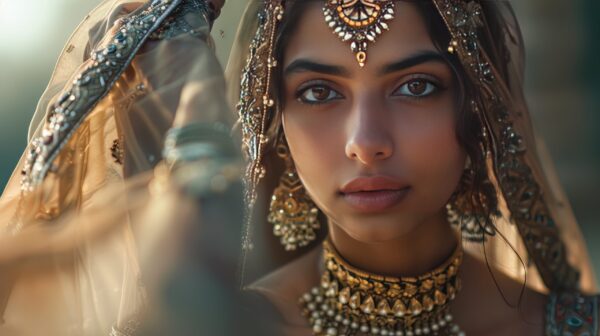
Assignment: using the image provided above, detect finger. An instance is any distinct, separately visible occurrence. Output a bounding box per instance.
[207,0,224,19]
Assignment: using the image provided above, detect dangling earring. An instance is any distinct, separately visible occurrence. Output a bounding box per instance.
[446,155,497,242]
[268,141,320,251]
[448,102,500,242]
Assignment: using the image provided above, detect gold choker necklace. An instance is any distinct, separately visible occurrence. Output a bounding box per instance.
[299,239,465,336]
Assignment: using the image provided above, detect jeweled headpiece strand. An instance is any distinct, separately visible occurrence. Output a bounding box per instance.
[323,0,396,67]
[237,0,285,286]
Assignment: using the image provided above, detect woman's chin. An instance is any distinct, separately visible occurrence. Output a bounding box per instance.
[334,216,421,244]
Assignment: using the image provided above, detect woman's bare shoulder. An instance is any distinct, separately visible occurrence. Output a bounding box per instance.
[457,252,548,335]
[247,245,322,327]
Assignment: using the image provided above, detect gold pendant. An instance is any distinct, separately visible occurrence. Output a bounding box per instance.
[323,0,396,67]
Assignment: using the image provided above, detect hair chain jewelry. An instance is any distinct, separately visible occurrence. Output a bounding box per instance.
[323,0,396,67]
[236,0,284,286]
[300,238,465,336]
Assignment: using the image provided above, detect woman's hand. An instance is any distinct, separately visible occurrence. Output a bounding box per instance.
[207,0,225,21]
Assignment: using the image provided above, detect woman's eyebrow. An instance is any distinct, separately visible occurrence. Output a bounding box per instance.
[284,59,350,78]
[283,51,446,78]
[378,51,447,75]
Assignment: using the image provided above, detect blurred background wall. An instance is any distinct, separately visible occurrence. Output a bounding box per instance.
[0,0,598,282]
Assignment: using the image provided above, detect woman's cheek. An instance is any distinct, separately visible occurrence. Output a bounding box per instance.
[403,115,465,204]
[283,107,346,209]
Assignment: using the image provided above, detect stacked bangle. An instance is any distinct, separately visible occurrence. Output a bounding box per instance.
[163,122,236,166]
[162,122,241,197]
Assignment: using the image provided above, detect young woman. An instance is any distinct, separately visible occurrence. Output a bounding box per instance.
[0,0,597,335]
[229,0,599,335]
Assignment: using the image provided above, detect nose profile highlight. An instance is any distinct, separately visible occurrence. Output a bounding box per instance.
[344,106,393,165]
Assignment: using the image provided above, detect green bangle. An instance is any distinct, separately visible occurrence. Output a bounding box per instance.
[163,122,236,166]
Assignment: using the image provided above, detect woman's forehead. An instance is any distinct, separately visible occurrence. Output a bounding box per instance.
[283,1,439,74]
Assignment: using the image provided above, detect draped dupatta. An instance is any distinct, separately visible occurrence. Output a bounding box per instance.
[0,0,231,334]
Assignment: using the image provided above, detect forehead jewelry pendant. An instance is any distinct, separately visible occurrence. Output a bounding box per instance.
[323,0,395,67]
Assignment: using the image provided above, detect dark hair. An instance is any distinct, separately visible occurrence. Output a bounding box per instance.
[268,0,499,222]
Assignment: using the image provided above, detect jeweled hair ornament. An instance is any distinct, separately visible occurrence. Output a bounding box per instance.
[323,0,396,67]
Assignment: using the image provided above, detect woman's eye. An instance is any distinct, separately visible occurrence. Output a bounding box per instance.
[394,79,438,98]
[298,85,343,104]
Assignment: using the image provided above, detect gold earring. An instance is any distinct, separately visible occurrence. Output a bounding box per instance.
[268,142,320,251]
[446,157,497,242]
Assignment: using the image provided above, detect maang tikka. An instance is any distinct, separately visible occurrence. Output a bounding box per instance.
[323,0,396,67]
[269,140,321,251]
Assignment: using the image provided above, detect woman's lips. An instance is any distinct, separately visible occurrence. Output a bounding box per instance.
[340,176,410,213]
[341,189,410,212]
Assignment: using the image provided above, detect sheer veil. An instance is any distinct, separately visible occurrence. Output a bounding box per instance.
[0,0,233,334]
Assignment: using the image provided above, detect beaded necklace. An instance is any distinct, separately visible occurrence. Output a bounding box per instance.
[299,238,465,336]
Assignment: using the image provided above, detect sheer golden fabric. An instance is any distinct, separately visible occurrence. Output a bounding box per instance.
[0,0,596,335]
[0,0,232,334]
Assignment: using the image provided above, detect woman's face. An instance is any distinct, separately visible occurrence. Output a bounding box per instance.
[281,2,466,242]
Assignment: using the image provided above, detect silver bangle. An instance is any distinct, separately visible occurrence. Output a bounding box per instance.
[161,122,241,197]
[163,122,236,167]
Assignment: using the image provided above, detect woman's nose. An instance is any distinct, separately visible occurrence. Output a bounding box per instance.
[344,100,393,166]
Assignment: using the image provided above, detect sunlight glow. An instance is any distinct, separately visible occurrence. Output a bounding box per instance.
[0,0,57,53]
